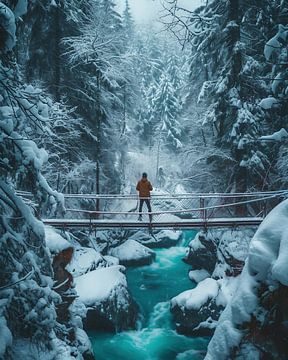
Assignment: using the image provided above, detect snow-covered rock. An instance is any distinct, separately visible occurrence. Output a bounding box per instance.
[45,226,71,254]
[172,278,219,311]
[66,247,108,277]
[74,265,138,331]
[184,232,217,273]
[129,229,182,248]
[171,276,240,336]
[108,239,156,266]
[171,228,255,336]
[205,199,288,359]
[171,278,223,336]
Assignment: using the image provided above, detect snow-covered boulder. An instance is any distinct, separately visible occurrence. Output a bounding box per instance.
[183,232,217,273]
[66,247,118,277]
[74,265,138,331]
[171,228,255,336]
[205,199,288,360]
[171,276,240,336]
[129,229,182,248]
[184,229,254,276]
[108,239,155,266]
[45,226,71,254]
[171,278,222,336]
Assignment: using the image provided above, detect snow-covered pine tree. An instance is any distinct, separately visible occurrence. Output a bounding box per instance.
[0,2,90,357]
[62,0,135,194]
[150,70,183,149]
[164,0,279,192]
[122,0,134,41]
[260,6,288,188]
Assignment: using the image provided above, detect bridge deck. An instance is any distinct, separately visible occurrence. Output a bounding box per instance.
[43,217,263,229]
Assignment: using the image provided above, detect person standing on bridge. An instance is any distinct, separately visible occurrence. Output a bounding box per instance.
[136,172,153,222]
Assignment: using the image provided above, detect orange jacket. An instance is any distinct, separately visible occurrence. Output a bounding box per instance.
[136,178,153,198]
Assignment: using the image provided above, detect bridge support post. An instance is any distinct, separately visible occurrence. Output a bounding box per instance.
[200,197,207,222]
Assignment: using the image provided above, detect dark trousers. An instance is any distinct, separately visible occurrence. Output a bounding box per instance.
[139,199,152,221]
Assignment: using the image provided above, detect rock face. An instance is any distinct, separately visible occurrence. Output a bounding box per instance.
[74,265,138,332]
[108,239,156,266]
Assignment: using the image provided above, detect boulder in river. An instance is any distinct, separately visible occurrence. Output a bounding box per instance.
[129,229,182,248]
[108,239,156,266]
[74,265,138,332]
[171,278,223,336]
[171,276,240,336]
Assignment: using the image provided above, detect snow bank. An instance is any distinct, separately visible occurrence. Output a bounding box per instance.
[74,265,127,306]
[44,226,71,253]
[205,198,288,359]
[249,198,288,286]
[171,278,219,311]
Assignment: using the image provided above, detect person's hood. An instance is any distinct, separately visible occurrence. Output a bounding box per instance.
[141,178,148,182]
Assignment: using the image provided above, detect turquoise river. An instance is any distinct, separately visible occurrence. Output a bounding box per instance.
[88,230,210,360]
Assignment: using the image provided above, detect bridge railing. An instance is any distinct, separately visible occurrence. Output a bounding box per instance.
[57,190,286,223]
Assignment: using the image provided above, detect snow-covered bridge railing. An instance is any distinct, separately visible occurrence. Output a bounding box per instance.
[37,190,287,229]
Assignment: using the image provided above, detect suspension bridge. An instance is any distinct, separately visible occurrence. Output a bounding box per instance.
[21,189,287,230]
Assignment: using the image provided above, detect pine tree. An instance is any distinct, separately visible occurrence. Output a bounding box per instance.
[122,0,134,41]
[151,71,183,149]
